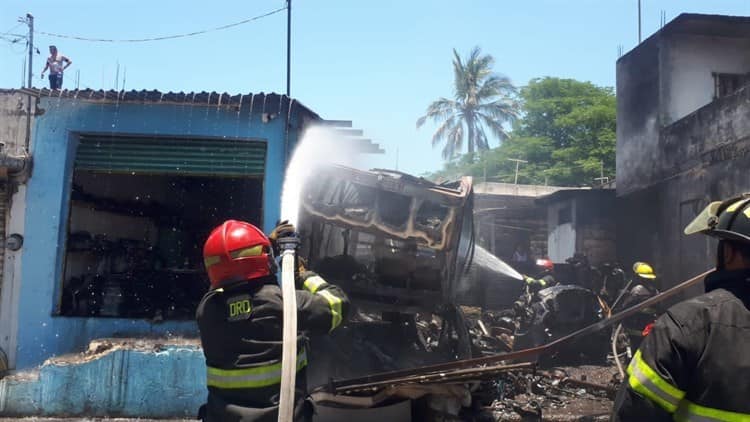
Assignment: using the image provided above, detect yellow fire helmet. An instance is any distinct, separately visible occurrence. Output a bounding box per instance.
[684,194,750,243]
[633,262,656,279]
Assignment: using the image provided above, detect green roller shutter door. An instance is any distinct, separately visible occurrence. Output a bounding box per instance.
[75,135,266,176]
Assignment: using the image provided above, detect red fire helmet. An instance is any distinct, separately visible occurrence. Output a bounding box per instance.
[535,258,554,272]
[203,220,273,288]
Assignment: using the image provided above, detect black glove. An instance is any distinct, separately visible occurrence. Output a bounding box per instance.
[268,220,296,254]
[269,220,296,242]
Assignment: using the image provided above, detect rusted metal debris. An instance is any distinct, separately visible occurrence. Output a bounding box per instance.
[335,362,534,394]
[314,363,618,421]
[308,269,711,420]
[325,268,712,392]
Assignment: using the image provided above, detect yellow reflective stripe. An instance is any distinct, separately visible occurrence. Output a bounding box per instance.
[317,290,343,332]
[675,400,750,422]
[207,351,307,389]
[230,245,265,259]
[627,350,685,413]
[204,255,221,268]
[725,199,750,213]
[303,275,328,293]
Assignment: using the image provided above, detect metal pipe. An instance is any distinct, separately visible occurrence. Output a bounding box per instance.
[26,14,33,90]
[612,323,625,379]
[330,268,713,391]
[25,14,34,151]
[610,278,634,312]
[638,0,642,42]
[278,246,298,422]
[286,0,291,97]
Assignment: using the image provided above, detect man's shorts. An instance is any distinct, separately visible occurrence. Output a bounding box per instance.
[49,73,63,90]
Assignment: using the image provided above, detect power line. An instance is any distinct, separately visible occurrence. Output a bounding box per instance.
[0,35,27,55]
[0,30,26,43]
[1,22,24,36]
[35,6,286,43]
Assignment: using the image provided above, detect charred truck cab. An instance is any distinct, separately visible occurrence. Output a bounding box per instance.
[296,164,475,364]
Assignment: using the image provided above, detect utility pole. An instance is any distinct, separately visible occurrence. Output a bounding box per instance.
[507,158,528,185]
[638,0,642,43]
[286,0,292,97]
[23,13,34,150]
[115,62,120,91]
[25,13,33,89]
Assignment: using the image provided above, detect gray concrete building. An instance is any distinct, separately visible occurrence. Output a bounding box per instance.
[466,182,573,309]
[616,14,750,293]
[537,188,616,267]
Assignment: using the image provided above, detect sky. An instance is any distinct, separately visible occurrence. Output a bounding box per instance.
[2,1,750,176]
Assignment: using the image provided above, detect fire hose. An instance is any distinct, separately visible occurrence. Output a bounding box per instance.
[323,268,713,394]
[277,236,300,422]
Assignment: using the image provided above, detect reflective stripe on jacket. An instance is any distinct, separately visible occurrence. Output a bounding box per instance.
[611,269,750,421]
[196,273,349,421]
[207,350,308,389]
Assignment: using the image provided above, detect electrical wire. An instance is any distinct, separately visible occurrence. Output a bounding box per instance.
[0,34,25,43]
[1,22,24,36]
[35,6,286,43]
[0,36,27,55]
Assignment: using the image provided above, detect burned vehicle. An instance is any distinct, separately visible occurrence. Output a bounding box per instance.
[296,164,476,363]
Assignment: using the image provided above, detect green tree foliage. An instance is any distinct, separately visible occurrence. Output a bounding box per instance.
[417,47,520,160]
[428,77,616,186]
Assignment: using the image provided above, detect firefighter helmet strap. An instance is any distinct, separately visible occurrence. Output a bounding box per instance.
[717,240,726,271]
[267,248,279,274]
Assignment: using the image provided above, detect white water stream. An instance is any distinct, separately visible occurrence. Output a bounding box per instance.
[280,125,360,225]
[472,245,524,281]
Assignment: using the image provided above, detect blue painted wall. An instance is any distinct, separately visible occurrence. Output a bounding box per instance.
[16,96,305,369]
[1,345,205,417]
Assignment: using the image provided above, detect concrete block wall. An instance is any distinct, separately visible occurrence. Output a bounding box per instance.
[0,341,205,417]
[617,86,750,292]
[11,94,306,369]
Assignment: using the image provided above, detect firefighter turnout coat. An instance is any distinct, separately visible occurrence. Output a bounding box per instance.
[196,272,349,421]
[611,269,750,421]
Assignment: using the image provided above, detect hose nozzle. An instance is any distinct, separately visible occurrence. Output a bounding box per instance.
[277,234,300,252]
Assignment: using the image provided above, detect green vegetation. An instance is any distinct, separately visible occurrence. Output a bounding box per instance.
[424,75,616,187]
[417,46,520,160]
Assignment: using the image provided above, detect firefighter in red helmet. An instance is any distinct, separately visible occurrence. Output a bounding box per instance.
[196,220,349,422]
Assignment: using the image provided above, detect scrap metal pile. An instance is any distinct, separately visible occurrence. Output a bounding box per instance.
[295,164,710,420]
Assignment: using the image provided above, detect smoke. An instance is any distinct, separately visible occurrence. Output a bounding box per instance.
[280,125,361,226]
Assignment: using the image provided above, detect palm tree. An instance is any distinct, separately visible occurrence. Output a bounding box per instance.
[417,47,519,160]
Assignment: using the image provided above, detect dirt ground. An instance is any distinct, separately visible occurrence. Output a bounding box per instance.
[487,364,619,421]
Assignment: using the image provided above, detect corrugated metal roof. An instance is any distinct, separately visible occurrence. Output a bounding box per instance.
[1,87,385,155]
[5,87,320,119]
